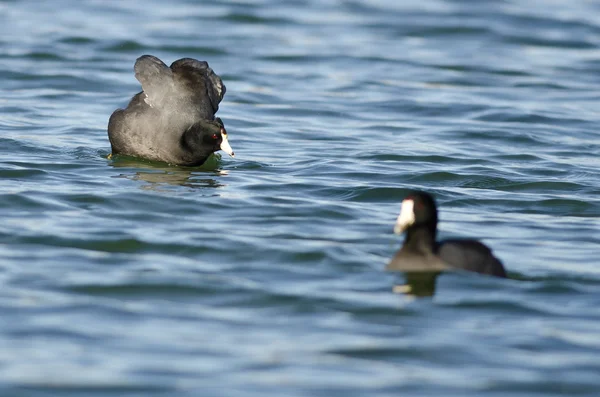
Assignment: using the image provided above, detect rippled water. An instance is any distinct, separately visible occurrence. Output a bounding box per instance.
[1,0,600,395]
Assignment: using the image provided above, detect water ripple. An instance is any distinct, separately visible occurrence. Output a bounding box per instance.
[1,0,600,395]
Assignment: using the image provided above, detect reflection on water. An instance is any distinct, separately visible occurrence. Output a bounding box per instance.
[4,0,600,393]
[393,272,440,297]
[108,153,226,190]
[130,171,225,191]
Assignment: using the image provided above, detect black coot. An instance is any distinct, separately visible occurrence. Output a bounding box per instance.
[108,55,234,166]
[387,191,507,278]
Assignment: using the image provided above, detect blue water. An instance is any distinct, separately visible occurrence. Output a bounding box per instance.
[1,0,600,395]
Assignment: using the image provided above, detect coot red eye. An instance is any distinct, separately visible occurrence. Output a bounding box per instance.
[212,133,218,140]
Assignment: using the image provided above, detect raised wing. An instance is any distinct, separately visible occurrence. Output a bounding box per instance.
[134,55,174,108]
[170,58,226,119]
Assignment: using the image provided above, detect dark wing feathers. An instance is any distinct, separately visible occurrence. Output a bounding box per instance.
[134,55,173,108]
[170,58,226,117]
[437,239,507,277]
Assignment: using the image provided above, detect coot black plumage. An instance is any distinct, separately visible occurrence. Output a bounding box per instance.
[108,55,234,166]
[387,192,507,277]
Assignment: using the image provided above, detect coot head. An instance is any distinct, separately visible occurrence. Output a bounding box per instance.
[394,191,438,235]
[180,117,234,165]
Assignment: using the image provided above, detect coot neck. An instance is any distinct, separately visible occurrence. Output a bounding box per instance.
[404,223,437,254]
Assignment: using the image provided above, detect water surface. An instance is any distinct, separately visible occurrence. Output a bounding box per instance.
[1,0,600,395]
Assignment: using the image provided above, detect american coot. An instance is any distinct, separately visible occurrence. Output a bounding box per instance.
[108,55,234,166]
[387,192,507,278]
